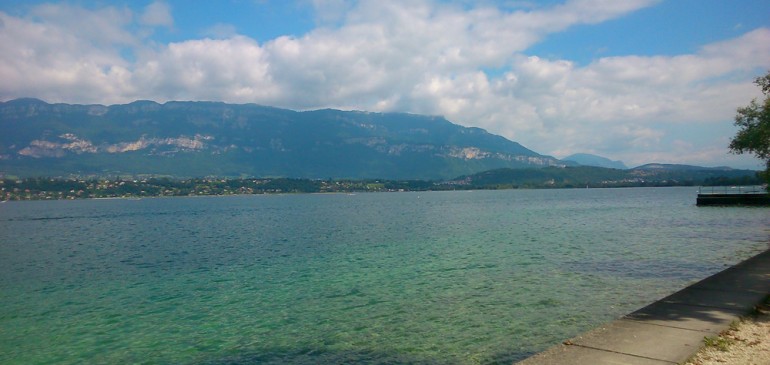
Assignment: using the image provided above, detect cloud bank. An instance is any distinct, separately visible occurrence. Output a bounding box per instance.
[1,0,768,168]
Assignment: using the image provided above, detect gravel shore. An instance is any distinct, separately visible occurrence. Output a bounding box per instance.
[684,301,770,365]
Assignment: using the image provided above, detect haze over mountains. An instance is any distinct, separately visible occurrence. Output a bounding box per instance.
[0,99,759,182]
[563,153,628,170]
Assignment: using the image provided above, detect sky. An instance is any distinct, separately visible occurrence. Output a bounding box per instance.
[1,0,769,169]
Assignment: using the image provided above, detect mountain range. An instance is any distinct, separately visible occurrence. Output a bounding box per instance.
[0,98,758,183]
[563,153,628,169]
[0,98,566,180]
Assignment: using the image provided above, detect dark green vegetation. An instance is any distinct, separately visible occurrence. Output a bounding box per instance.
[452,164,762,189]
[0,98,561,180]
[0,177,435,200]
[3,164,761,200]
[730,71,770,186]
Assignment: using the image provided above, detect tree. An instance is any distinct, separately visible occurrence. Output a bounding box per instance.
[729,71,770,187]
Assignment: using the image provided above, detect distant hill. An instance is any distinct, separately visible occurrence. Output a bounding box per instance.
[451,165,762,189]
[563,153,627,169]
[0,98,564,180]
[632,163,734,171]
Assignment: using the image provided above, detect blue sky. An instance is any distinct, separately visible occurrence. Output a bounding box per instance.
[529,0,770,63]
[1,0,769,168]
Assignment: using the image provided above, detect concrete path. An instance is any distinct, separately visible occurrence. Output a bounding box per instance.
[516,249,770,365]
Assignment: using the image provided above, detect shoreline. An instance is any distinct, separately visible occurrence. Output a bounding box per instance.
[517,248,770,364]
[2,185,699,203]
[4,176,765,202]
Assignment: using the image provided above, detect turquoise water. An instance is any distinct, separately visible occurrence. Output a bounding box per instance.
[1,187,768,364]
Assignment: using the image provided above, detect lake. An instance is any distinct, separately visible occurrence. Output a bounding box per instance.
[1,187,768,364]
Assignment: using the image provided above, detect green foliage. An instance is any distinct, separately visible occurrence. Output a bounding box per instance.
[703,335,733,352]
[453,165,760,189]
[1,163,762,201]
[730,71,770,185]
[0,177,445,200]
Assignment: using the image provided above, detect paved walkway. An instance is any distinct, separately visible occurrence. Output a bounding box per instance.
[516,249,770,365]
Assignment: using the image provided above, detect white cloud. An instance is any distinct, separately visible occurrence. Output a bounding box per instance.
[310,0,358,26]
[133,36,276,103]
[140,1,173,28]
[0,0,768,169]
[29,3,136,46]
[0,4,136,103]
[495,28,770,165]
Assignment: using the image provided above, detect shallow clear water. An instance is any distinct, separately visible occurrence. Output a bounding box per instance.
[1,187,768,364]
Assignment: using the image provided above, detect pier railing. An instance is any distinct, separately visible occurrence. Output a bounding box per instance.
[697,185,767,195]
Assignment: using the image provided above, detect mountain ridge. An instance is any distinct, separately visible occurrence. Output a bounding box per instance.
[563,153,627,169]
[631,163,736,171]
[0,98,564,180]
